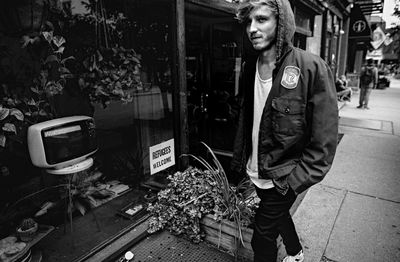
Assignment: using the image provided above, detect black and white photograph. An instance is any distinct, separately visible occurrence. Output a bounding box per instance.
[0,0,399,261]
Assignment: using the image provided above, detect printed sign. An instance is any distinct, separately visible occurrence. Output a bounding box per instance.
[149,139,175,175]
[349,4,371,38]
[352,20,366,33]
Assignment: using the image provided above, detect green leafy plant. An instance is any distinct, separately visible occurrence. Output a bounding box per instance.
[147,166,224,243]
[80,45,142,106]
[0,23,72,153]
[68,1,143,107]
[147,142,258,248]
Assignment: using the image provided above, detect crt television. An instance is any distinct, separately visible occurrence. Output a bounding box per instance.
[28,116,98,169]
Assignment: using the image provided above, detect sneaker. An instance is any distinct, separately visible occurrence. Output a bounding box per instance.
[364,106,370,110]
[282,250,304,262]
[356,105,363,109]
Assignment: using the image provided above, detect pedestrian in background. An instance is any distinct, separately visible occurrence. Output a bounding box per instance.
[358,58,378,109]
[231,0,338,262]
[336,75,352,102]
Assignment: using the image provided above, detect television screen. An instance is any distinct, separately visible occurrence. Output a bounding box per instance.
[42,121,97,165]
[28,116,98,169]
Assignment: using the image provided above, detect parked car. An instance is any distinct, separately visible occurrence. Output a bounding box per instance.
[377,71,390,89]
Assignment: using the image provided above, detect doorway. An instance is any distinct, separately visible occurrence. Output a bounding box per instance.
[185,4,242,177]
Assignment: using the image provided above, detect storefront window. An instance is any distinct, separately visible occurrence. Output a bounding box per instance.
[293,6,314,51]
[324,11,341,76]
[0,0,175,260]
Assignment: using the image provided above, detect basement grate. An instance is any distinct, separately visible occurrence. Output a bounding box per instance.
[122,230,250,262]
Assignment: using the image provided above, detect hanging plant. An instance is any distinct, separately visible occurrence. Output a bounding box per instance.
[68,0,143,107]
[80,45,142,106]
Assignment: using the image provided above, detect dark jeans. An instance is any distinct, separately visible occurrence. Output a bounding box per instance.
[359,87,372,107]
[252,186,302,262]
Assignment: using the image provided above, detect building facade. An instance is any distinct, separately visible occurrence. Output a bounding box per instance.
[0,0,353,260]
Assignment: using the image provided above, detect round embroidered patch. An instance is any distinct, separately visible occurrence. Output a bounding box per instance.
[281,66,300,89]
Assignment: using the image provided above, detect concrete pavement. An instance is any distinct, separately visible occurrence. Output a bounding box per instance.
[285,78,400,262]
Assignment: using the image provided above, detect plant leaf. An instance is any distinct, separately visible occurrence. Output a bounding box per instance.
[60,74,74,79]
[96,51,103,62]
[2,123,16,134]
[61,56,75,63]
[52,36,66,48]
[10,109,24,121]
[74,200,86,216]
[38,109,48,116]
[131,56,141,64]
[30,87,39,94]
[27,98,37,106]
[42,31,53,43]
[0,108,10,121]
[45,55,59,64]
[0,134,5,147]
[55,46,65,54]
[21,35,35,48]
[59,67,71,74]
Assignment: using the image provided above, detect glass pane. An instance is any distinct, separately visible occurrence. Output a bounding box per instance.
[209,25,241,151]
[185,5,242,183]
[0,0,175,261]
[295,8,312,34]
[186,20,241,154]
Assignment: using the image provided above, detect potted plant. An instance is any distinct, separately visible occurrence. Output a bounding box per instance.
[16,218,38,242]
[147,143,259,260]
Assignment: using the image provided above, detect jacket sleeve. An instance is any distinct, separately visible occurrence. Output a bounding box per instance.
[287,60,339,194]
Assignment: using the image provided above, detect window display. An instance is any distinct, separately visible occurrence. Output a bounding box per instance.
[0,0,175,260]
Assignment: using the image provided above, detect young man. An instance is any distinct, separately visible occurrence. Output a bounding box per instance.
[231,1,338,261]
[358,58,378,109]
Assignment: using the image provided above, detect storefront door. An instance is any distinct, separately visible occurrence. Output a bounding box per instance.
[185,5,242,176]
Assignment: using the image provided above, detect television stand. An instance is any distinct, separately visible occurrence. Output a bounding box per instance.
[43,157,100,240]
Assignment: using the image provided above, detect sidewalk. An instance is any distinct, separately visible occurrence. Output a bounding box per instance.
[285,79,400,262]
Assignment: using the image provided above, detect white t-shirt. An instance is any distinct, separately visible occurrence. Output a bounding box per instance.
[246,60,274,189]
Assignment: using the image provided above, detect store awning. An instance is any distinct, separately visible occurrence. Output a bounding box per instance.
[349,3,372,39]
[353,0,384,16]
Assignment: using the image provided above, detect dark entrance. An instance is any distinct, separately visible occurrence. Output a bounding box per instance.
[185,4,242,175]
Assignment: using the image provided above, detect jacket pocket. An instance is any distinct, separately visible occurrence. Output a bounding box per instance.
[271,97,305,138]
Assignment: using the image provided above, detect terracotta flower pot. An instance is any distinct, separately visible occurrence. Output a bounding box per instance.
[16,221,38,242]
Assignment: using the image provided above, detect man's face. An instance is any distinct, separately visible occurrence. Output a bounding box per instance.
[246,5,277,52]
